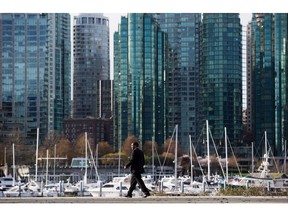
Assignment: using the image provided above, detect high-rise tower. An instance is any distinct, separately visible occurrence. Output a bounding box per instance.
[250,13,275,156]
[73,13,111,119]
[201,13,242,150]
[114,13,168,148]
[274,14,288,156]
[152,13,202,151]
[0,13,71,144]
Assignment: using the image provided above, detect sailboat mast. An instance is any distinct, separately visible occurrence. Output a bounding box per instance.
[4,147,6,167]
[53,144,56,182]
[175,125,178,190]
[96,144,99,170]
[189,135,193,184]
[152,136,155,182]
[262,131,269,178]
[251,142,254,173]
[284,140,287,175]
[35,127,39,181]
[96,144,99,181]
[118,141,121,177]
[265,131,268,158]
[206,120,210,181]
[84,132,88,185]
[12,143,15,186]
[46,149,49,185]
[225,127,228,182]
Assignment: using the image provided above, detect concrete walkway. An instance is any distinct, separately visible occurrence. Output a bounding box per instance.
[0,195,288,203]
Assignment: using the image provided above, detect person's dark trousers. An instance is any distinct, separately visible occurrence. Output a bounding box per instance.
[127,173,150,196]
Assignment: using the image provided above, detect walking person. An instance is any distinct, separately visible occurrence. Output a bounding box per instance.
[124,141,151,198]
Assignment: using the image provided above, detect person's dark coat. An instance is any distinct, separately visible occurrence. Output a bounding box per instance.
[125,147,145,174]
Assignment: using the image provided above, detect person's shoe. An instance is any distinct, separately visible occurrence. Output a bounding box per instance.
[124,194,132,198]
[143,193,150,198]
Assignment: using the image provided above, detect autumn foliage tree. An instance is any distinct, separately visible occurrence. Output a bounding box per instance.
[160,138,183,166]
[73,133,86,157]
[162,138,183,156]
[142,140,159,165]
[100,152,128,166]
[3,128,35,166]
[98,141,113,157]
[98,135,138,167]
[142,140,159,156]
[56,137,73,164]
[121,135,138,156]
[38,130,61,159]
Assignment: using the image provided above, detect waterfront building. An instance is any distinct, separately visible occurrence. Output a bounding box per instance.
[246,22,254,138]
[250,14,275,156]
[0,13,71,144]
[201,14,243,150]
[152,13,202,151]
[114,13,168,149]
[247,13,288,157]
[73,13,111,119]
[274,14,288,156]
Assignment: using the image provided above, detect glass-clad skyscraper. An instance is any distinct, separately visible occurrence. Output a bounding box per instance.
[152,13,202,152]
[250,14,275,156]
[73,14,110,119]
[274,14,288,156]
[248,13,288,157]
[0,13,71,144]
[114,13,168,148]
[201,14,242,150]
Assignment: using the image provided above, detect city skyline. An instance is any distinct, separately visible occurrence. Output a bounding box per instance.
[105,13,252,79]
[0,4,286,215]
[2,13,285,150]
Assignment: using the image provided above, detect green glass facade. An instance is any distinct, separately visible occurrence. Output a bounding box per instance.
[51,14,71,133]
[201,14,242,148]
[274,14,288,156]
[251,14,275,156]
[114,13,168,148]
[248,13,288,157]
[0,13,71,144]
[153,13,202,151]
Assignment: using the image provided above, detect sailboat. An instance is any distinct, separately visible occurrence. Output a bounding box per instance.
[227,131,288,190]
[158,124,212,195]
[200,121,226,186]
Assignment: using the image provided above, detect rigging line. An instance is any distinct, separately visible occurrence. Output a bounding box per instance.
[185,135,190,155]
[153,141,162,168]
[226,134,242,177]
[191,142,205,177]
[255,134,265,157]
[161,125,176,171]
[194,123,206,151]
[266,139,280,173]
[208,127,226,179]
[87,140,100,181]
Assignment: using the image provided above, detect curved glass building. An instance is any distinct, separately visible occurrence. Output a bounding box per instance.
[73,13,110,119]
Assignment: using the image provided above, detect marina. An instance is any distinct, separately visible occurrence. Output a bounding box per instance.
[1,127,288,199]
